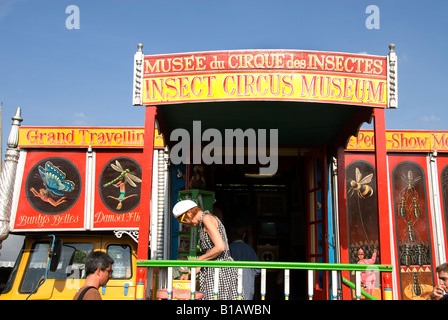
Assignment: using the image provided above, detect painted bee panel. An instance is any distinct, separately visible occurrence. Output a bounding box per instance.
[345,157,380,299]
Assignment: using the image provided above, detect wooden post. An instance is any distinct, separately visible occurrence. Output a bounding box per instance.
[336,144,352,299]
[374,107,393,300]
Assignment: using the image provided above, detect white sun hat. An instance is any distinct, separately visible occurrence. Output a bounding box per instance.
[172,200,198,218]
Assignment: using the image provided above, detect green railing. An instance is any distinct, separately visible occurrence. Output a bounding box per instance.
[342,277,377,300]
[137,260,393,300]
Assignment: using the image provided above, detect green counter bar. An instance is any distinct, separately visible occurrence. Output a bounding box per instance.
[137,260,393,272]
[342,277,377,300]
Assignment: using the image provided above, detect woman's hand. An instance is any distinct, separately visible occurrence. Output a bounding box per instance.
[180,274,190,280]
[187,257,202,275]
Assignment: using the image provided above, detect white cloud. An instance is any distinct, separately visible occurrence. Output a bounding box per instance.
[72,112,89,126]
[419,115,441,123]
[0,0,20,21]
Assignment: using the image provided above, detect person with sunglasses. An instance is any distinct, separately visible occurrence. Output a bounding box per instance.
[173,200,242,300]
[73,251,114,300]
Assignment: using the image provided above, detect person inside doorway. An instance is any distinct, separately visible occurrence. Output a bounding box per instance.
[173,200,242,300]
[356,248,377,296]
[229,220,260,300]
[427,262,448,300]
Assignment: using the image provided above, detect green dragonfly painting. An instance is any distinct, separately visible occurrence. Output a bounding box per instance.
[103,160,142,210]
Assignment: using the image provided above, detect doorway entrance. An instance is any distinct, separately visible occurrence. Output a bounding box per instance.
[212,155,308,299]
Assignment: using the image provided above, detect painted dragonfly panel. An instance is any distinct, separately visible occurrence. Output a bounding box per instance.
[99,157,142,213]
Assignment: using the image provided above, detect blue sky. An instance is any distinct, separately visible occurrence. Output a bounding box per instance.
[0,0,447,151]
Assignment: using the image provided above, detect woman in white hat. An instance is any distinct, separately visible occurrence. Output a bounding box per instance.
[173,200,241,300]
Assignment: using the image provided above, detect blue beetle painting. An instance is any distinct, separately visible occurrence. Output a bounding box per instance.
[38,161,75,196]
[27,157,81,214]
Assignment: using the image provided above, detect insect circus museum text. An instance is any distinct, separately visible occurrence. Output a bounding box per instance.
[141,50,387,105]
[144,52,384,75]
[144,73,386,105]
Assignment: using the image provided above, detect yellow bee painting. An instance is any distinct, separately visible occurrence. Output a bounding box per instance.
[348,167,374,198]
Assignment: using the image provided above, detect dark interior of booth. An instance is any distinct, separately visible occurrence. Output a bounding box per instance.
[212,157,307,299]
[160,100,372,299]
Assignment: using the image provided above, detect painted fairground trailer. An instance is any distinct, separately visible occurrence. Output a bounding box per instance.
[131,44,398,300]
[345,130,448,300]
[0,113,165,299]
[0,43,414,300]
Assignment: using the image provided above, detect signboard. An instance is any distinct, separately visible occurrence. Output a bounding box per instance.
[18,126,164,149]
[92,150,143,230]
[12,127,159,231]
[134,49,392,108]
[347,130,448,152]
[13,150,86,231]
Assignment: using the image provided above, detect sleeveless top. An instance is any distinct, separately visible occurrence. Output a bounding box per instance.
[197,211,242,300]
[198,211,233,261]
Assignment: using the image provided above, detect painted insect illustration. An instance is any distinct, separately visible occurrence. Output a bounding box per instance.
[398,169,424,241]
[411,272,422,297]
[400,243,412,268]
[414,243,429,267]
[401,220,422,243]
[348,167,374,198]
[399,197,407,218]
[401,170,421,196]
[30,161,75,207]
[398,170,422,220]
[103,160,142,188]
[395,166,433,300]
[103,160,142,210]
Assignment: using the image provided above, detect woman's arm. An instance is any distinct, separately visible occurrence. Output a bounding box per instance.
[182,214,226,278]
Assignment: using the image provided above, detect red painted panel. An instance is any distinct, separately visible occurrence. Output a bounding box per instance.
[388,154,436,300]
[92,150,144,230]
[345,152,381,299]
[14,150,86,230]
[436,154,448,261]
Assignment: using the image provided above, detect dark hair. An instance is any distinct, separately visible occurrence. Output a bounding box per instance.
[85,251,114,276]
[436,262,448,274]
[228,219,247,241]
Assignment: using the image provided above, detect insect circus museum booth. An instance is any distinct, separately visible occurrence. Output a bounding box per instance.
[132,43,402,300]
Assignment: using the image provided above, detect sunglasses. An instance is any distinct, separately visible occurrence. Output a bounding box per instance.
[177,211,189,223]
[103,268,113,276]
